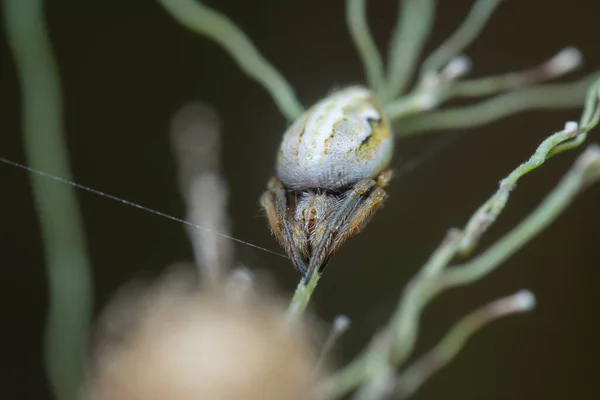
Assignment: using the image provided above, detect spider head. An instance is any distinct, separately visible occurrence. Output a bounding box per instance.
[261,175,389,282]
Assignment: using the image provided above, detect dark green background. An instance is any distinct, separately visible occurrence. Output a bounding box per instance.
[1,0,599,399]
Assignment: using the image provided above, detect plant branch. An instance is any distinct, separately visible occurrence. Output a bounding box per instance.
[169,103,234,284]
[385,53,589,127]
[450,47,582,99]
[459,95,600,254]
[420,0,505,77]
[346,0,386,97]
[393,83,598,364]
[393,73,600,136]
[319,78,600,398]
[394,290,536,399]
[320,143,600,399]
[4,0,93,399]
[315,315,352,375]
[286,271,322,322]
[157,0,304,120]
[386,0,436,100]
[445,144,600,288]
[551,78,600,155]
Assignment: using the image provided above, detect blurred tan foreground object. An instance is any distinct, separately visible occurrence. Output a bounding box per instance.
[86,277,319,400]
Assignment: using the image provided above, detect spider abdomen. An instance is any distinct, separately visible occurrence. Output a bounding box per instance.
[276,86,394,190]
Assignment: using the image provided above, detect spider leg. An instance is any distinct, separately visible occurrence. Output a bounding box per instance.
[304,170,391,283]
[331,186,387,252]
[260,177,308,275]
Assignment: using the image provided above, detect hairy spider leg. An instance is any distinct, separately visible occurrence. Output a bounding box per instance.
[304,170,392,283]
[261,177,309,275]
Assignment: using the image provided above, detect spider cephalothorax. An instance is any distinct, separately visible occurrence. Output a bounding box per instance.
[261,86,394,282]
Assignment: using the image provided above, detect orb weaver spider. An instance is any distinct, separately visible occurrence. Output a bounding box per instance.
[261,86,394,282]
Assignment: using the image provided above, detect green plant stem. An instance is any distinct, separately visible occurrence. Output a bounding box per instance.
[315,315,351,375]
[320,144,600,399]
[459,99,600,253]
[445,145,600,287]
[4,1,93,399]
[551,79,600,155]
[390,84,598,368]
[450,47,581,99]
[388,231,462,364]
[318,231,462,399]
[157,0,304,121]
[394,290,535,399]
[394,73,599,136]
[385,64,589,127]
[389,94,599,366]
[384,48,586,128]
[286,271,321,321]
[386,0,436,100]
[320,78,600,397]
[420,0,504,75]
[346,0,386,97]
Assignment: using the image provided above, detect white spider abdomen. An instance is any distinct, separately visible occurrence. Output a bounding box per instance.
[276,86,393,190]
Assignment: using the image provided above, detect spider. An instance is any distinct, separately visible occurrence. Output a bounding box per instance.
[261,86,394,282]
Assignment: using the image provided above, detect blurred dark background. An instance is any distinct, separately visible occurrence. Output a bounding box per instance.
[1,0,599,399]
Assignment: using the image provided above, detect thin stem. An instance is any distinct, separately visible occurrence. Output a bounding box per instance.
[450,47,582,98]
[318,231,462,400]
[320,144,600,399]
[459,99,600,253]
[157,0,304,121]
[383,88,443,122]
[550,80,600,156]
[286,271,321,321]
[315,315,351,375]
[386,0,436,100]
[4,0,93,399]
[394,73,600,136]
[320,77,600,396]
[169,103,233,284]
[385,52,587,128]
[319,354,370,400]
[420,0,504,76]
[391,85,599,366]
[395,291,536,399]
[446,145,600,287]
[388,230,463,365]
[346,0,386,97]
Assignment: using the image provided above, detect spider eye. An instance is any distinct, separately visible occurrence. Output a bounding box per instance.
[302,207,318,224]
